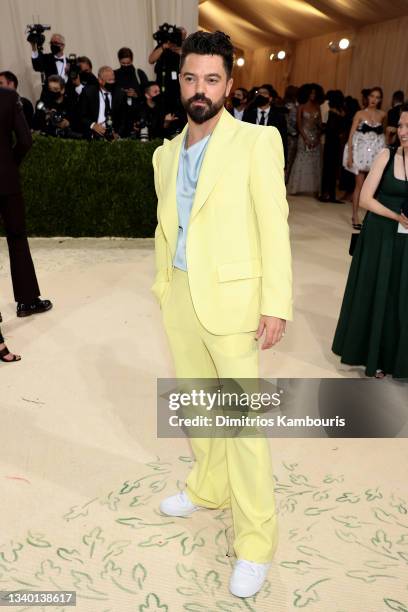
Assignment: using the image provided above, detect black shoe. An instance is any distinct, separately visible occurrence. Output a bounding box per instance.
[17,298,53,318]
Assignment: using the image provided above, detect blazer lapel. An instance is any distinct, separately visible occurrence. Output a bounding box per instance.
[158,124,188,258]
[190,108,239,221]
[158,109,239,256]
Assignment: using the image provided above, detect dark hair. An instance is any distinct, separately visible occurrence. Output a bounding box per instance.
[0,70,18,88]
[297,83,324,105]
[118,47,133,61]
[259,83,278,99]
[399,102,408,116]
[235,87,248,98]
[47,75,65,88]
[393,90,404,103]
[180,31,234,78]
[77,56,93,69]
[144,81,159,94]
[327,89,344,111]
[283,85,298,103]
[344,96,360,117]
[368,86,383,108]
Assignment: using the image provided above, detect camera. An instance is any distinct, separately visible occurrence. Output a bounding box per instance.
[153,23,183,47]
[66,54,79,80]
[104,115,115,142]
[26,23,51,52]
[36,100,67,134]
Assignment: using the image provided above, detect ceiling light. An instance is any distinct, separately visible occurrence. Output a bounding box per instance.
[277,50,286,60]
[269,53,275,60]
[339,38,350,50]
[236,57,245,67]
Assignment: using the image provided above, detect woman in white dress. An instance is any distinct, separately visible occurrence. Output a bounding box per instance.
[344,87,386,228]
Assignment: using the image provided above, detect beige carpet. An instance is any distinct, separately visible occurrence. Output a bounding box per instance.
[0,196,407,612]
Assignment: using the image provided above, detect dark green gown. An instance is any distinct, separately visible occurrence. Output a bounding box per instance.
[332,146,408,378]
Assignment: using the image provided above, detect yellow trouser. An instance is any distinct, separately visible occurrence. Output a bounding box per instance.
[161,268,278,563]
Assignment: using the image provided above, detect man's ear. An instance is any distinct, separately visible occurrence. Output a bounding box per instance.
[226,77,234,98]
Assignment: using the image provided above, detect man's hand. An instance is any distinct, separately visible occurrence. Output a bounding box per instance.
[255,315,286,350]
[92,122,106,136]
[126,87,138,98]
[57,118,70,129]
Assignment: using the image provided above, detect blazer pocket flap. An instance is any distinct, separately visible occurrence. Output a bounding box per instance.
[217,258,262,282]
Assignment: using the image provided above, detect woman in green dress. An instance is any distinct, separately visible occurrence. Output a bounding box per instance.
[332,104,408,378]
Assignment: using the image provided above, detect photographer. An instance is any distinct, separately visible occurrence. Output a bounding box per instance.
[33,75,81,138]
[69,56,98,98]
[133,81,181,140]
[79,66,129,140]
[0,71,34,128]
[114,47,148,102]
[30,32,69,83]
[148,24,187,113]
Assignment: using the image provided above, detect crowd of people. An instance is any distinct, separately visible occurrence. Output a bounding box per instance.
[1,28,407,379]
[0,29,189,142]
[1,31,405,229]
[227,83,406,228]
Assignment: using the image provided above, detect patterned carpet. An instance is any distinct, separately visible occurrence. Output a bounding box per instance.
[2,451,408,612]
[1,199,407,611]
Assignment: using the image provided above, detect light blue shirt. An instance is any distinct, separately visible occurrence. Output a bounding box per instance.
[173,131,211,270]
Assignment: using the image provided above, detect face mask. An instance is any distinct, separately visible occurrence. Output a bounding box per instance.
[104,82,115,92]
[152,93,162,103]
[80,71,89,82]
[120,64,133,71]
[231,96,242,108]
[255,94,269,107]
[51,44,62,55]
[48,90,61,101]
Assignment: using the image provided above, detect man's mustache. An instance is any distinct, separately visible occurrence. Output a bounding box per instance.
[188,94,212,105]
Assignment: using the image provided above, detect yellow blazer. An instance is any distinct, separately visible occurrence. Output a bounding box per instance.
[151,107,293,335]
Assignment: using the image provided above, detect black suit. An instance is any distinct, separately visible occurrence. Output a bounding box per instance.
[243,105,288,161]
[79,85,129,139]
[0,88,40,303]
[114,65,148,97]
[32,52,68,80]
[32,52,77,99]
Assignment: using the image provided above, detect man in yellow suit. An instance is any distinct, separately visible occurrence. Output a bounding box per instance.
[152,31,292,598]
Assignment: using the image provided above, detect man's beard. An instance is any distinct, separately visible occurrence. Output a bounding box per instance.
[181,92,226,124]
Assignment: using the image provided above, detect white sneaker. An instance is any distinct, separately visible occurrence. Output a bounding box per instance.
[159,490,200,517]
[229,559,271,598]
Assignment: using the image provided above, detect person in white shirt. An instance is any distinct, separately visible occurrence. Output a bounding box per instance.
[79,66,129,139]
